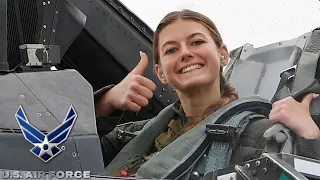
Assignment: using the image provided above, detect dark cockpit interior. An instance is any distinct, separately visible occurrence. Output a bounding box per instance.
[0,0,177,130]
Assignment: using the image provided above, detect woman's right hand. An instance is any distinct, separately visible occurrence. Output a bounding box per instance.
[96,51,156,116]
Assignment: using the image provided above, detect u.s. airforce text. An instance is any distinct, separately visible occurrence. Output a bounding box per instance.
[0,170,91,179]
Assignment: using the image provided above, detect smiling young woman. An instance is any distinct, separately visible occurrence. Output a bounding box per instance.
[95,9,320,179]
[153,11,237,120]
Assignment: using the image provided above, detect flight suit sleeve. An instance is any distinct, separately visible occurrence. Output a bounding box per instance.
[94,84,125,136]
[295,136,320,160]
[93,84,152,166]
[231,118,272,164]
[100,119,150,167]
[232,118,320,163]
[251,118,320,161]
[240,116,320,161]
[93,84,127,166]
[94,84,115,104]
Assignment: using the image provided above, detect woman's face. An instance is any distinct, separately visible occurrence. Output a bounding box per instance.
[154,20,228,93]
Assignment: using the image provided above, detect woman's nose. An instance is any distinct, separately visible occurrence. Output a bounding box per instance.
[180,45,193,61]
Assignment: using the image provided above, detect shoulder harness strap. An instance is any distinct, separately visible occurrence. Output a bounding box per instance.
[136,95,271,180]
[204,111,264,175]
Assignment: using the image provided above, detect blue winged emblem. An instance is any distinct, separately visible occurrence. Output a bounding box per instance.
[15,105,77,162]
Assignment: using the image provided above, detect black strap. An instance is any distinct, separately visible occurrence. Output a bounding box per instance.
[272,29,320,103]
[271,70,295,103]
[272,73,320,103]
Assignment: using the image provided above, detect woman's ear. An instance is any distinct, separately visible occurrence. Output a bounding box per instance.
[219,44,229,67]
[154,64,167,84]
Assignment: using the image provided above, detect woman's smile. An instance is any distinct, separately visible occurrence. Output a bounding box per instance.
[180,64,204,74]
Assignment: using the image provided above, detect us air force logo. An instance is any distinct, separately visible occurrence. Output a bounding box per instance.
[15,105,77,162]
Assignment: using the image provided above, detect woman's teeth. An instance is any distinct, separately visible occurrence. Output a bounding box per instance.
[181,64,203,73]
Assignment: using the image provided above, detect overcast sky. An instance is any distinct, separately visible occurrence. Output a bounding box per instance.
[120,0,320,51]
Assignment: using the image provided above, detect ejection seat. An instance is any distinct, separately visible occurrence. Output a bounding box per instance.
[223,28,320,125]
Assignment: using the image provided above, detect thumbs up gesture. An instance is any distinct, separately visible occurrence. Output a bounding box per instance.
[98,51,156,115]
[269,94,320,139]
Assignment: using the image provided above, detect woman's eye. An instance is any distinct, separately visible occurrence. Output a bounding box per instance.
[165,47,178,55]
[191,40,204,45]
